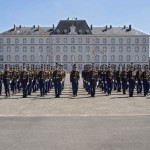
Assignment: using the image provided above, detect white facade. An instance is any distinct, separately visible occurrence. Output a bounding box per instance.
[0,20,149,71]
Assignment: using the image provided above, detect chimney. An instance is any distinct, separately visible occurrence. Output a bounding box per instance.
[19,25,21,29]
[110,25,112,29]
[123,25,126,29]
[90,24,93,30]
[129,24,131,31]
[38,25,40,30]
[33,25,35,28]
[53,24,55,30]
[105,25,107,31]
[14,24,16,31]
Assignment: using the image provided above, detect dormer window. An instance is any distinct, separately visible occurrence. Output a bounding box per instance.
[64,29,67,34]
[57,29,60,34]
[79,29,82,34]
[68,25,77,34]
[86,29,89,33]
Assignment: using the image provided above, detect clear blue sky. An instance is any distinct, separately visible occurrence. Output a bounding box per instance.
[0,0,150,34]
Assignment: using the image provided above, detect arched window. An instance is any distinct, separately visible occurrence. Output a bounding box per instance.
[111,55,115,61]
[39,46,43,52]
[95,46,99,52]
[142,55,146,61]
[56,55,60,61]
[86,55,90,61]
[127,46,131,52]
[23,38,27,44]
[135,38,139,44]
[63,46,68,52]
[31,46,35,52]
[78,55,82,61]
[56,46,60,52]
[142,46,146,53]
[0,46,3,53]
[7,55,11,61]
[15,55,19,61]
[46,46,50,52]
[0,55,3,61]
[63,38,67,43]
[103,38,107,44]
[63,55,68,61]
[119,38,123,44]
[23,46,27,52]
[7,46,11,53]
[71,55,75,61]
[78,38,82,43]
[95,55,99,61]
[135,55,139,61]
[126,55,131,61]
[71,46,75,52]
[127,38,131,44]
[46,55,50,62]
[46,38,50,43]
[142,38,146,44]
[135,47,139,53]
[15,46,19,52]
[39,38,43,43]
[30,55,35,61]
[119,55,123,61]
[111,46,115,53]
[39,55,43,62]
[119,46,123,53]
[86,46,90,53]
[23,55,27,61]
[78,46,82,52]
[103,55,107,62]
[111,38,115,44]
[15,38,19,44]
[103,46,107,53]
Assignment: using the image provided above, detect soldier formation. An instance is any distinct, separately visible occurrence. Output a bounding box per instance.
[82,63,150,97]
[0,63,150,98]
[0,63,66,98]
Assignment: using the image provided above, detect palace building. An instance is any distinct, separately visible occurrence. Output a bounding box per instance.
[0,18,149,71]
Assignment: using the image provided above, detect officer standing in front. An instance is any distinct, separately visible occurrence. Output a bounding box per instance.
[53,65,63,98]
[70,64,80,97]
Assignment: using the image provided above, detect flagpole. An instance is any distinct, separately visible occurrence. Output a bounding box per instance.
[107,48,108,66]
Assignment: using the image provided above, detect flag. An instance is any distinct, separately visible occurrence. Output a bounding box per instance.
[92,50,95,55]
[100,50,104,54]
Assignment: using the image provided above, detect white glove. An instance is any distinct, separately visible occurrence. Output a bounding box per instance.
[96,82,99,86]
[127,82,129,85]
[105,81,107,84]
[141,81,143,84]
[136,81,138,83]
[88,82,90,85]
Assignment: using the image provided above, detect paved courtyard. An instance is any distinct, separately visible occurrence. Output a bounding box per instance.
[0,74,150,150]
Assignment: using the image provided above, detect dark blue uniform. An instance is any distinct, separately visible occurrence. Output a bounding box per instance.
[70,70,80,97]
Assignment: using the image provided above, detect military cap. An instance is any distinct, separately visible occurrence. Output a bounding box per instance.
[73,64,77,68]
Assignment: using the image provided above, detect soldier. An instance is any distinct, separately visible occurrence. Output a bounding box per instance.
[135,65,143,94]
[60,65,66,94]
[127,64,136,97]
[89,65,98,97]
[32,65,38,93]
[3,65,11,97]
[11,66,17,95]
[27,65,33,95]
[20,64,29,98]
[106,66,113,95]
[116,66,121,92]
[53,65,63,98]
[0,70,3,95]
[142,66,149,97]
[121,66,127,94]
[38,65,46,97]
[70,64,80,97]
